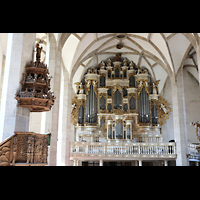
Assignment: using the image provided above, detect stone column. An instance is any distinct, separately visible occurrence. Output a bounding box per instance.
[57,65,73,166]
[0,33,36,142]
[171,72,188,166]
[138,160,142,166]
[64,69,74,166]
[47,34,62,166]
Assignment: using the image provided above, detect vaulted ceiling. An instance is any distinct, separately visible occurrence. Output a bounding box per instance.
[58,33,199,92]
[1,33,197,94]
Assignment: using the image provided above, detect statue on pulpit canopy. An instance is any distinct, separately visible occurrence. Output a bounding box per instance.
[36,43,43,62]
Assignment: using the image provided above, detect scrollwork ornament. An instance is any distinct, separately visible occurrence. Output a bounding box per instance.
[136,79,150,97]
[157,96,171,125]
[71,96,78,126]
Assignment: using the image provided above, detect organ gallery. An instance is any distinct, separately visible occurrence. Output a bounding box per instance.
[71,54,171,144]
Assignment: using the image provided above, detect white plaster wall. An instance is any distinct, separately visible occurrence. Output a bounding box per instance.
[161,68,200,144]
[161,78,174,142]
[183,68,200,143]
[29,112,42,133]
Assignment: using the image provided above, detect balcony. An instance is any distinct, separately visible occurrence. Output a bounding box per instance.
[70,141,177,160]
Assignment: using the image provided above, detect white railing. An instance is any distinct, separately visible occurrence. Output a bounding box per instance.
[70,141,176,159]
[188,143,200,160]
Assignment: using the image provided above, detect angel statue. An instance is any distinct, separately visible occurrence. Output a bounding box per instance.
[152,80,160,94]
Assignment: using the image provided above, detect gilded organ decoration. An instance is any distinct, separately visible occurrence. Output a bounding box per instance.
[157,96,171,125]
[191,121,200,152]
[71,54,171,143]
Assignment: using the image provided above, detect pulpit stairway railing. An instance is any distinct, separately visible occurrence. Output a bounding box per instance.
[0,132,49,166]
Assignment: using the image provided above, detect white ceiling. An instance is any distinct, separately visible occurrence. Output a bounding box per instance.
[60,33,199,92]
[0,33,198,93]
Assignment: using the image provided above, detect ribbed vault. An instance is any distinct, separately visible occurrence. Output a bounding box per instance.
[50,33,199,93]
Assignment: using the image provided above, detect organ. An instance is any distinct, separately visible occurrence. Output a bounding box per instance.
[71,54,171,143]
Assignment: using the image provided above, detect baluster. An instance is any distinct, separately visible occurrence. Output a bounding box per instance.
[156,145,158,154]
[166,146,168,154]
[153,146,155,154]
[169,146,172,154]
[148,146,151,154]
[129,146,132,154]
[98,145,100,154]
[170,145,173,154]
[111,146,115,154]
[94,145,96,154]
[90,145,92,154]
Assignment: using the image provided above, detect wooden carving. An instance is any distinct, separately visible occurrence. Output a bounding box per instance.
[0,132,49,166]
[15,43,55,112]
